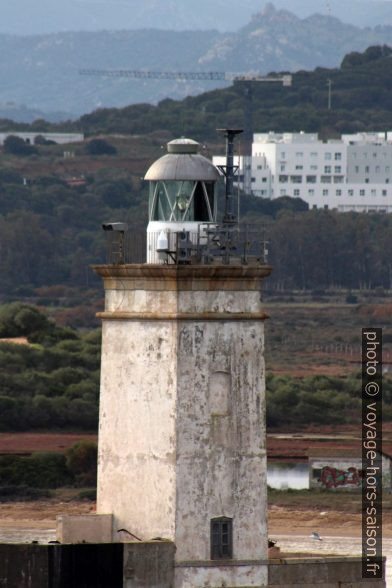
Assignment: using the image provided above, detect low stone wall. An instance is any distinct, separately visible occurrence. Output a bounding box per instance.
[0,543,123,588]
[268,556,386,587]
[123,541,175,587]
[0,544,386,588]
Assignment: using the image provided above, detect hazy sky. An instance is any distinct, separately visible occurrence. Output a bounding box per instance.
[2,0,392,36]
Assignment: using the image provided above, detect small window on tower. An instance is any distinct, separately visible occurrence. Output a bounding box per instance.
[211,517,233,560]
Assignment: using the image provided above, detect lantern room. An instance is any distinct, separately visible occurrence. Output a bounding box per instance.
[144,137,221,262]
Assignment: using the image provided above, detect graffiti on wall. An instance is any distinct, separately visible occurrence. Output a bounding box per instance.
[319,466,363,489]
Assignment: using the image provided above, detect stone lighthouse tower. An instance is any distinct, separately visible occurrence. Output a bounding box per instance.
[94,134,271,587]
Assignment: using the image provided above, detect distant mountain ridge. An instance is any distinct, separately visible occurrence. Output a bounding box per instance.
[4,0,392,34]
[3,4,392,120]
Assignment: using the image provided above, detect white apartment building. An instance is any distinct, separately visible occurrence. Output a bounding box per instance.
[213,131,392,213]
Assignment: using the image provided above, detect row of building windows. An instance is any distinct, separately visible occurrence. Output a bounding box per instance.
[352,151,392,159]
[281,151,342,160]
[353,165,390,173]
[280,165,343,173]
[281,189,388,197]
[281,150,392,160]
[278,175,344,184]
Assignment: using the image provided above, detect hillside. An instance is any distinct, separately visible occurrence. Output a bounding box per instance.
[44,45,392,140]
[5,5,392,118]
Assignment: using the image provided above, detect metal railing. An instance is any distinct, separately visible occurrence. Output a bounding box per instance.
[103,223,268,266]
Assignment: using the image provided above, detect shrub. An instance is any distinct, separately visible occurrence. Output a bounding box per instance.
[0,485,52,501]
[3,135,38,156]
[0,302,51,337]
[0,452,72,488]
[85,139,117,156]
[77,489,96,501]
[346,292,358,304]
[66,441,98,487]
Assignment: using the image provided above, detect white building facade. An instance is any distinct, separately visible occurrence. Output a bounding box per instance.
[213,131,392,212]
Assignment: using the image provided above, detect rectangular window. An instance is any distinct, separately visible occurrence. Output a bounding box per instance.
[310,152,317,157]
[262,177,267,182]
[355,166,359,173]
[373,152,377,158]
[308,189,314,196]
[280,189,286,196]
[323,189,329,196]
[296,152,303,157]
[279,175,288,183]
[360,189,365,196]
[281,152,286,159]
[310,165,318,171]
[336,189,342,196]
[293,189,300,196]
[334,176,344,183]
[295,165,303,170]
[382,190,387,196]
[290,175,302,183]
[313,468,322,479]
[371,189,376,196]
[325,152,332,160]
[321,176,331,183]
[306,175,317,183]
[334,152,342,160]
[211,518,233,560]
[365,166,370,173]
[348,189,354,196]
[257,165,263,170]
[334,166,341,173]
[280,165,286,172]
[324,166,331,173]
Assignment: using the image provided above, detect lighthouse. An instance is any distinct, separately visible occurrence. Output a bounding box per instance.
[93,133,271,587]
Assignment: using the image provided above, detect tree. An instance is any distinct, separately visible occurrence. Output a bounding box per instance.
[3,135,38,156]
[85,139,117,155]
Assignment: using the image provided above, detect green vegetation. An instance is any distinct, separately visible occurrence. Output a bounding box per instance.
[66,440,97,486]
[267,373,392,427]
[0,48,392,299]
[0,486,52,501]
[3,135,38,156]
[0,302,390,432]
[1,159,392,295]
[0,155,147,303]
[0,441,97,490]
[85,138,117,156]
[0,452,72,488]
[0,303,100,430]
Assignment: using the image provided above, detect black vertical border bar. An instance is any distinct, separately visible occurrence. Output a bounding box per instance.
[362,327,383,579]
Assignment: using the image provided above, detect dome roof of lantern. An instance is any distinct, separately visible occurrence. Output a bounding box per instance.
[144,138,221,182]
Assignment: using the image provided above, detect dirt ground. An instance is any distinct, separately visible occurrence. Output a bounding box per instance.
[0,499,390,538]
[269,505,392,538]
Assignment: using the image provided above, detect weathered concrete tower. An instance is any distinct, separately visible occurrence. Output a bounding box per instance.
[94,135,271,588]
